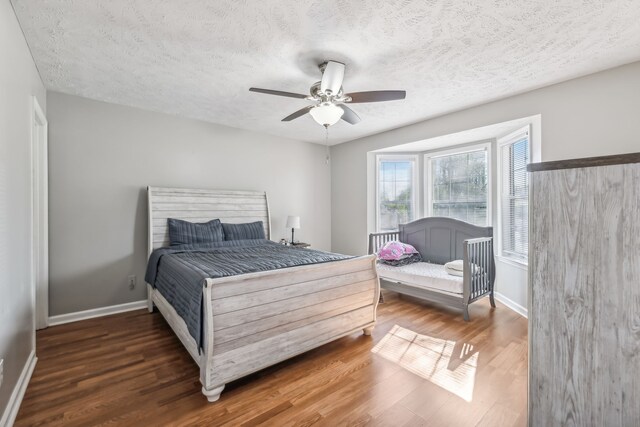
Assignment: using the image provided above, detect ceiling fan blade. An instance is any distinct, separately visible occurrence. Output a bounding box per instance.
[320,61,345,95]
[249,87,308,99]
[282,106,314,122]
[346,90,406,103]
[338,105,361,125]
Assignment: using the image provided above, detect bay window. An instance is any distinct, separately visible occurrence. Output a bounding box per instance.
[376,155,418,231]
[425,144,491,227]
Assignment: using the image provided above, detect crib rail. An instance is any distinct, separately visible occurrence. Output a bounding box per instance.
[368,231,400,255]
[463,237,495,303]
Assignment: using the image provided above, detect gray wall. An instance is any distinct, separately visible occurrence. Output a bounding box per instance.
[47,92,331,316]
[331,61,640,312]
[0,0,46,421]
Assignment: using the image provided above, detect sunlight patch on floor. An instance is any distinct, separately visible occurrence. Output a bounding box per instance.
[371,325,478,402]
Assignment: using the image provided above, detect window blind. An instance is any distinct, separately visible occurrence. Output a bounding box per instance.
[500,134,529,261]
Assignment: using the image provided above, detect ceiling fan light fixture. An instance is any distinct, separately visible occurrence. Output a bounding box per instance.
[250,59,406,127]
[309,103,344,127]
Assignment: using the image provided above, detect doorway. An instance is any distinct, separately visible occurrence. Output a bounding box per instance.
[31,96,48,330]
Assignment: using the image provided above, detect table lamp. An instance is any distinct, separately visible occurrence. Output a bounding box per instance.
[286,215,300,244]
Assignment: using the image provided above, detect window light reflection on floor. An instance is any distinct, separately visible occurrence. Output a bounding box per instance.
[371,325,478,402]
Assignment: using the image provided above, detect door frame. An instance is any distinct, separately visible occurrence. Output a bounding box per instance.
[31,96,49,331]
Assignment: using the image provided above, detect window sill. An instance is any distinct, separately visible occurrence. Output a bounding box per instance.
[495,255,528,270]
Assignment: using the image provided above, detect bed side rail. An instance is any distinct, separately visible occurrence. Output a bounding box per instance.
[368,231,400,255]
[463,237,495,303]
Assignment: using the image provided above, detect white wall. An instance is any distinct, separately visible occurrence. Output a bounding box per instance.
[47,92,331,316]
[0,0,46,423]
[331,61,640,313]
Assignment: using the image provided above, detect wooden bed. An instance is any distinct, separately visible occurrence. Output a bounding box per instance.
[146,186,379,402]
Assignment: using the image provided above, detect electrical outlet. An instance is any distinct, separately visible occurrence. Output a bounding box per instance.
[0,359,4,389]
[128,275,137,290]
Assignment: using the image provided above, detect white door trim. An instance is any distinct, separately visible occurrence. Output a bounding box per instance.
[31,96,49,331]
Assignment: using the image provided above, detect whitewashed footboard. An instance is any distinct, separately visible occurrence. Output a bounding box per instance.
[199,254,379,401]
[148,254,379,402]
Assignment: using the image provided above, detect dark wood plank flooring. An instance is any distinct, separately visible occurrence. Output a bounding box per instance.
[16,292,527,426]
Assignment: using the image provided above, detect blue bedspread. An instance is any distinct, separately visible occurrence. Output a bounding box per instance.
[145,239,350,350]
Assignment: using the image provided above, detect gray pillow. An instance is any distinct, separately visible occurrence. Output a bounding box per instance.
[167,218,224,246]
[222,221,266,241]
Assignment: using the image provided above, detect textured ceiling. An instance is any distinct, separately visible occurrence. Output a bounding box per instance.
[12,0,640,145]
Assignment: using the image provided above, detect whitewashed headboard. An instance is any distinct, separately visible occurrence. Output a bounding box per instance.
[147,186,271,255]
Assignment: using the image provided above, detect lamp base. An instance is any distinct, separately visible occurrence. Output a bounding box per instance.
[291,228,295,244]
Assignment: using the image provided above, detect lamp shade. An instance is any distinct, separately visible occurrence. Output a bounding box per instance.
[309,104,344,127]
[286,215,300,229]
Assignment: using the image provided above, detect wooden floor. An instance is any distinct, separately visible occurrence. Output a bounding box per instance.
[16,292,527,426]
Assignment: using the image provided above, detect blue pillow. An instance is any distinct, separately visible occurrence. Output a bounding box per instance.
[167,218,224,246]
[222,221,266,241]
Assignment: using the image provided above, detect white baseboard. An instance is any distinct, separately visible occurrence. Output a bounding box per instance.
[495,292,528,318]
[0,350,37,427]
[48,300,147,326]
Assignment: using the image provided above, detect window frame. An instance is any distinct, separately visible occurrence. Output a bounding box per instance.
[424,142,493,227]
[497,125,531,267]
[375,154,419,232]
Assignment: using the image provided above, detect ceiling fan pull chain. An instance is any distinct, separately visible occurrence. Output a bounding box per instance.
[324,125,330,165]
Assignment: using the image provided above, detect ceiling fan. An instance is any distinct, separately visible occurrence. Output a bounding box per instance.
[249,60,406,127]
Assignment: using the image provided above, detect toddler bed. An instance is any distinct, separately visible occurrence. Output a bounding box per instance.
[369,217,495,320]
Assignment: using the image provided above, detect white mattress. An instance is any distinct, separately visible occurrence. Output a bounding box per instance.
[376,262,464,296]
